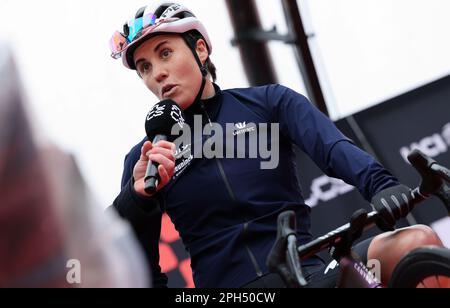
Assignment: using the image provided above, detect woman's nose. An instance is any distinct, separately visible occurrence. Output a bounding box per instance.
[153,64,168,83]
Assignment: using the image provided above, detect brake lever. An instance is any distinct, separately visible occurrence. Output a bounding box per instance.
[286,234,308,287]
[430,163,450,182]
[407,149,443,196]
[267,211,307,287]
[408,149,450,213]
[433,183,450,215]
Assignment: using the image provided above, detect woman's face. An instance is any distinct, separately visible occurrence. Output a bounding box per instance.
[133,34,209,110]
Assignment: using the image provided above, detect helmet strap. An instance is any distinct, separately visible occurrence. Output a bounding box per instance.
[182,34,209,104]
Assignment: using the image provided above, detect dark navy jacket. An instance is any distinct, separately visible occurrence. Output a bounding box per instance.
[112,84,399,288]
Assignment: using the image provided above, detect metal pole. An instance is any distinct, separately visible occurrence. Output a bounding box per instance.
[225,0,278,86]
[281,0,329,116]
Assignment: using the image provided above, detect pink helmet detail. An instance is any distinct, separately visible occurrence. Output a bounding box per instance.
[115,3,212,70]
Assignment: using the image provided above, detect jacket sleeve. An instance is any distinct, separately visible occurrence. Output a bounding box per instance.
[111,148,168,288]
[266,84,399,201]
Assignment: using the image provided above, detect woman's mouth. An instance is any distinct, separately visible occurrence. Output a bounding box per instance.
[162,85,178,98]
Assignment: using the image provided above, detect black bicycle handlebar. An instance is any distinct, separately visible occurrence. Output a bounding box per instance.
[296,187,426,260]
[408,149,450,213]
[267,149,449,287]
[408,149,450,182]
[267,211,307,287]
[431,164,450,182]
[408,149,445,196]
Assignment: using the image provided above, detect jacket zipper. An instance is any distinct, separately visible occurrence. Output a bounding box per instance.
[200,102,263,278]
[244,222,264,277]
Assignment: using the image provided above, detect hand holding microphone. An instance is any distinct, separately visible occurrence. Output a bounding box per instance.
[132,140,176,198]
[132,100,186,197]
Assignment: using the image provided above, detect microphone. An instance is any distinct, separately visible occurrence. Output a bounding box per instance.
[144,99,186,195]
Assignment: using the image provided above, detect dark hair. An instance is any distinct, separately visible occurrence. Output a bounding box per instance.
[184,31,217,82]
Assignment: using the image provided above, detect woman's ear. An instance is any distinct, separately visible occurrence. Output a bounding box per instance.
[195,39,209,65]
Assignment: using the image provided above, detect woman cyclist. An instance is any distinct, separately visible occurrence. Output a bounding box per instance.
[110,2,444,288]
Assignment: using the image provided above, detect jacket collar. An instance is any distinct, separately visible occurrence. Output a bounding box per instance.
[184,83,222,121]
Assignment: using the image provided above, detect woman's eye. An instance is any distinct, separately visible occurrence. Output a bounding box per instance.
[161,49,172,59]
[140,63,151,74]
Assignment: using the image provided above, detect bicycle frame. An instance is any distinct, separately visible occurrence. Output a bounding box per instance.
[337,255,381,288]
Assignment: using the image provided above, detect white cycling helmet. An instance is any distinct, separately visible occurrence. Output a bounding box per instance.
[110,2,212,70]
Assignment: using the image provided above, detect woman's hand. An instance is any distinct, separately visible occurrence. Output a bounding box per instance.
[133,141,176,198]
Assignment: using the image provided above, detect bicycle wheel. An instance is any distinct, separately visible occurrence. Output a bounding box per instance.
[389,246,450,288]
